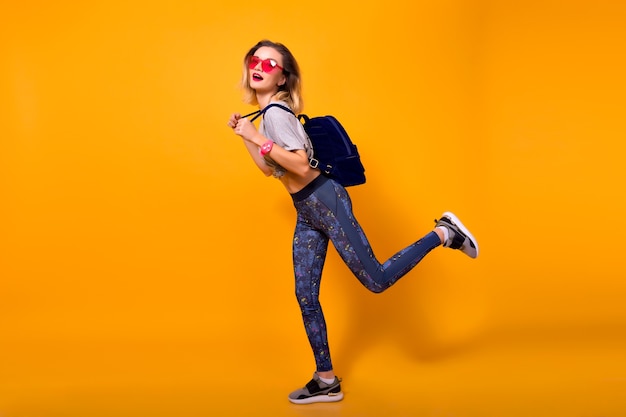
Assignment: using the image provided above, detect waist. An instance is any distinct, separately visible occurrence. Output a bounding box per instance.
[290,174,330,202]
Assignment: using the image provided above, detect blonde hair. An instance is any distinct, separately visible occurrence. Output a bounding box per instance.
[240,40,304,114]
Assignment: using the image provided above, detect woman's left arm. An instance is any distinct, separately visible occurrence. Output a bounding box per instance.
[263,146,311,177]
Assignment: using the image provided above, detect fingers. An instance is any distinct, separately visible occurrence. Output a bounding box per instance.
[227,113,256,141]
[233,118,249,136]
[227,113,241,129]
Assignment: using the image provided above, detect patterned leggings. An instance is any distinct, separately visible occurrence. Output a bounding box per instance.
[291,175,441,372]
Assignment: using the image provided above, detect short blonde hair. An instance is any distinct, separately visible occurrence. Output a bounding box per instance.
[240,40,304,114]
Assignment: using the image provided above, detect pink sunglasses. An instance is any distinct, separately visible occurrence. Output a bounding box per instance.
[248,55,284,73]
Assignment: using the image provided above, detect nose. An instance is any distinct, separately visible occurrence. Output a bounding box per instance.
[252,61,264,72]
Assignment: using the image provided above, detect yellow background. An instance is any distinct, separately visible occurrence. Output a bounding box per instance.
[2,0,625,416]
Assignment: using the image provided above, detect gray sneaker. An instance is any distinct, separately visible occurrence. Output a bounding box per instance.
[435,211,479,258]
[288,372,344,404]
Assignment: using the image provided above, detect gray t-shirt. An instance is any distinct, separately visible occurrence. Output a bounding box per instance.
[259,101,313,178]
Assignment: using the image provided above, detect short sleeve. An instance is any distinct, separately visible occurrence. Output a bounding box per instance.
[260,104,313,159]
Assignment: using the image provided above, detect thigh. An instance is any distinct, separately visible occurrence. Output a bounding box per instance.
[314,182,378,272]
[293,218,329,302]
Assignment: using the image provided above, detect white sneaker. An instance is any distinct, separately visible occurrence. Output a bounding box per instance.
[288,372,344,404]
[435,212,479,258]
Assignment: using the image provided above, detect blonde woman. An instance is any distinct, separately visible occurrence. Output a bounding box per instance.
[227,39,479,404]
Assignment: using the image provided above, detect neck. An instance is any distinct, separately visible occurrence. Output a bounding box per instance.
[256,91,278,109]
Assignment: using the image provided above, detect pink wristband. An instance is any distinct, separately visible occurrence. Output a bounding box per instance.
[259,140,274,156]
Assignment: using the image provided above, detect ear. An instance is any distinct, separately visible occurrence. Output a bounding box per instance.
[277,74,287,87]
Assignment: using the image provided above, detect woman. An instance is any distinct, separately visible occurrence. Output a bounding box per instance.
[227,40,479,405]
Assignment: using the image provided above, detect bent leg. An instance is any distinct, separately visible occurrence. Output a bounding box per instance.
[315,181,441,293]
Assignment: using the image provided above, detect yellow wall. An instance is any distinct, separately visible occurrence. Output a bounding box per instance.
[2,0,625,416]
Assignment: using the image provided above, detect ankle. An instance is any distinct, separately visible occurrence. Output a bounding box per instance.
[435,226,448,245]
[317,371,335,381]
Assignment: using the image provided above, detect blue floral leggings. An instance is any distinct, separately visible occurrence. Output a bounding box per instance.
[291,175,441,372]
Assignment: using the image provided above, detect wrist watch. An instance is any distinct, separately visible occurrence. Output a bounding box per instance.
[260,140,274,156]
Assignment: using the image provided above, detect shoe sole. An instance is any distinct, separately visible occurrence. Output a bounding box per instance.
[288,392,344,405]
[442,211,479,258]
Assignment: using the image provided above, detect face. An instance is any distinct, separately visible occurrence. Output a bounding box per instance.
[248,46,286,93]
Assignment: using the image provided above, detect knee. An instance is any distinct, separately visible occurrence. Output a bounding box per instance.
[354,270,387,294]
[358,276,385,293]
[367,285,385,294]
[295,293,321,315]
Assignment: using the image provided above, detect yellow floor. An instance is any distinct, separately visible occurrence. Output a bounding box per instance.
[2,328,625,417]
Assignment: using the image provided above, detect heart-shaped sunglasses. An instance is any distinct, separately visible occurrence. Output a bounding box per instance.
[248,56,284,73]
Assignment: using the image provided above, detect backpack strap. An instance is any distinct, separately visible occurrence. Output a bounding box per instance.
[242,103,295,122]
[264,102,294,115]
[241,109,261,121]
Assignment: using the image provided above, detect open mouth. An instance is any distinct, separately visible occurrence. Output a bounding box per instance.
[252,73,264,82]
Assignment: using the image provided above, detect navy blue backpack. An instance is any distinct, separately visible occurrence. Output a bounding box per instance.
[246,103,366,187]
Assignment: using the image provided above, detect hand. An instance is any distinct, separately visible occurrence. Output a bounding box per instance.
[232,116,259,143]
[227,113,241,130]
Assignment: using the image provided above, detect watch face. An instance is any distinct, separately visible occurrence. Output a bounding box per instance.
[261,141,273,155]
